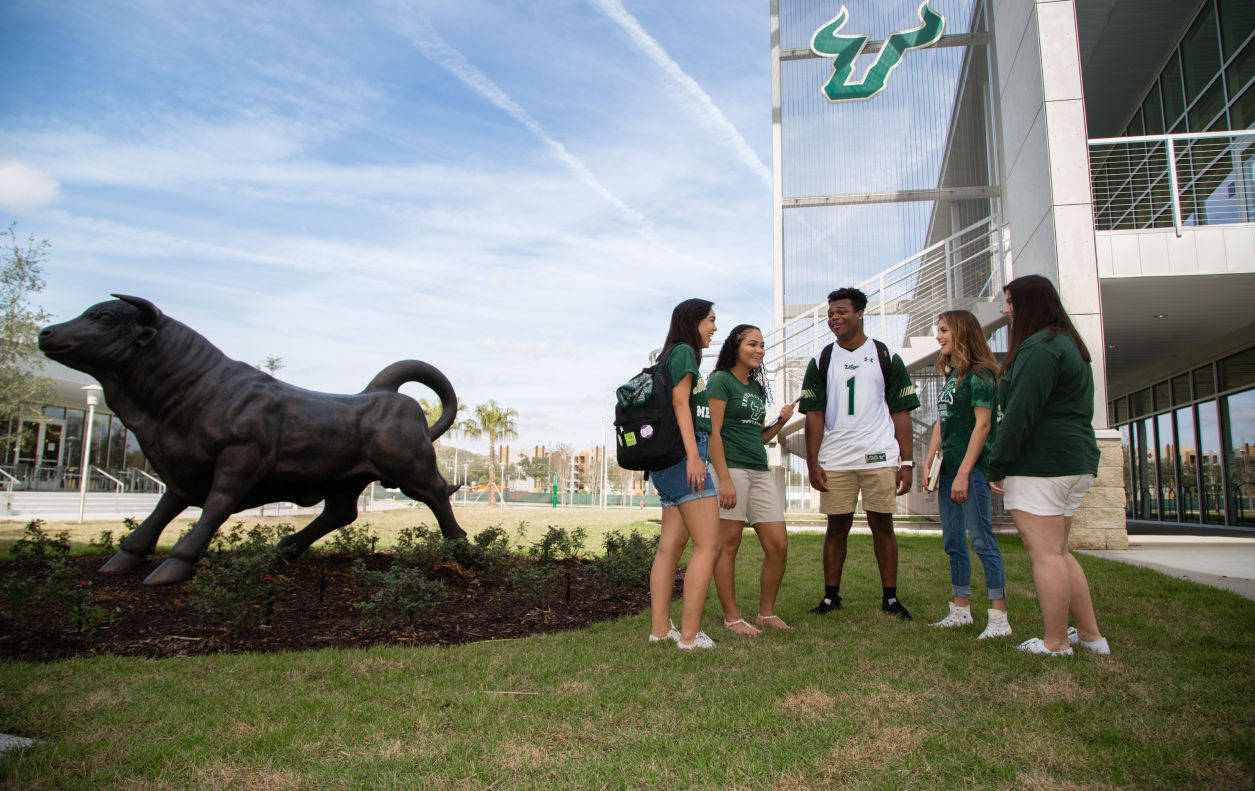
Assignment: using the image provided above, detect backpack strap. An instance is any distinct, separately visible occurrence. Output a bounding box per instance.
[818,342,834,382]
[873,339,893,405]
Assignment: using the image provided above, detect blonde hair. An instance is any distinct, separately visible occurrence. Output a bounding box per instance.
[935,310,998,384]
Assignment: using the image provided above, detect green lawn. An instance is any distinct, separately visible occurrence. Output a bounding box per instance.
[2,532,1253,790]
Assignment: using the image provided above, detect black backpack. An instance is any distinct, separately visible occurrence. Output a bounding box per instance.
[818,339,894,405]
[614,346,695,472]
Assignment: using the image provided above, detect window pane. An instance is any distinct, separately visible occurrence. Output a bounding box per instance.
[1173,374,1192,404]
[1132,388,1153,417]
[1226,37,1255,101]
[63,409,84,470]
[1189,79,1228,130]
[1154,381,1171,411]
[1196,365,1218,398]
[107,417,126,470]
[1116,398,1130,424]
[1134,419,1156,519]
[1156,413,1178,520]
[90,412,109,478]
[1143,83,1165,134]
[1177,407,1200,521]
[1122,425,1135,517]
[1128,107,1145,137]
[1227,388,1255,525]
[1219,346,1255,389]
[1163,52,1187,123]
[1219,0,1255,59]
[41,406,65,420]
[1184,5,1223,99]
[1200,401,1227,523]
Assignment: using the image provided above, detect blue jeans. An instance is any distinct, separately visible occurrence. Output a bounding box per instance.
[938,469,1005,600]
[652,432,716,508]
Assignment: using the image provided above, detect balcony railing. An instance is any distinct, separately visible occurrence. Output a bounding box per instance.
[1089,130,1255,235]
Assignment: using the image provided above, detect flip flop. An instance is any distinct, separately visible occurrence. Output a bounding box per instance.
[756,614,791,630]
[723,618,761,636]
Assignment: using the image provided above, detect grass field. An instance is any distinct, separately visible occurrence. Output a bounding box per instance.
[2,530,1253,790]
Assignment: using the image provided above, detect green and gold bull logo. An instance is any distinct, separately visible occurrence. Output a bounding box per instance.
[810,1,945,102]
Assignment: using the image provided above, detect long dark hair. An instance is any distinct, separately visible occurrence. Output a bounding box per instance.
[1002,274,1091,373]
[714,323,773,402]
[662,298,714,365]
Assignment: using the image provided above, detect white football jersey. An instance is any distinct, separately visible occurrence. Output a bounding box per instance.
[817,339,900,470]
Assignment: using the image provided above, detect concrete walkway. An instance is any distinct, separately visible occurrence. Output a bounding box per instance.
[1079,534,1255,601]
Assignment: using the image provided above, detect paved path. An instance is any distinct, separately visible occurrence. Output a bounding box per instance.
[1079,534,1255,601]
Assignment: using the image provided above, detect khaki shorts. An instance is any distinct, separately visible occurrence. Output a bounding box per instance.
[1003,474,1094,517]
[819,467,898,514]
[711,467,785,525]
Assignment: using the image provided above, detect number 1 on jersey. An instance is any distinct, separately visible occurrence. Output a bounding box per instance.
[845,376,856,416]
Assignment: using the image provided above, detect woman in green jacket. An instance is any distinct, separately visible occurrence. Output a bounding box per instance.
[987,275,1110,657]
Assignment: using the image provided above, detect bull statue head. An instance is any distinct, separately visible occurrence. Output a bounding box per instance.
[38,294,165,376]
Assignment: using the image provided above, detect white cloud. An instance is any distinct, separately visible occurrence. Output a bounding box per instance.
[0,161,60,212]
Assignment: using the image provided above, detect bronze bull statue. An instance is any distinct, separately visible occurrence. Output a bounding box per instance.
[38,294,465,585]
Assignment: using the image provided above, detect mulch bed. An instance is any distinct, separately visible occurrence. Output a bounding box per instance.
[0,553,681,662]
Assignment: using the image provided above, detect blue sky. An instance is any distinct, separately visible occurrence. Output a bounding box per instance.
[0,0,970,454]
[0,0,778,452]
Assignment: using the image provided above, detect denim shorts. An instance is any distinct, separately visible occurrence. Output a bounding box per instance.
[652,431,717,508]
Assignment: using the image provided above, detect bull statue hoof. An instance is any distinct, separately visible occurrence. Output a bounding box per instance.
[99,549,148,574]
[143,557,197,586]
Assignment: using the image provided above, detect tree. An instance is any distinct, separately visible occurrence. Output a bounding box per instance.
[0,224,52,449]
[259,355,284,375]
[460,400,518,506]
[517,452,552,492]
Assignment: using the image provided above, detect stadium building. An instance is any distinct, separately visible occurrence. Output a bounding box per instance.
[767,0,1255,543]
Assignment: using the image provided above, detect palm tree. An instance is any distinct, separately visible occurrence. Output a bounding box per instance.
[460,400,519,506]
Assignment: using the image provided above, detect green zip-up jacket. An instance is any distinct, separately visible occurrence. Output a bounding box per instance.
[987,329,1099,481]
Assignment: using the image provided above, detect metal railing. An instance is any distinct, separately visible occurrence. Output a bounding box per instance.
[760,213,1008,403]
[1089,130,1255,236]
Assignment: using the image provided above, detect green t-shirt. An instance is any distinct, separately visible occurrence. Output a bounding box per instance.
[938,366,997,476]
[665,343,711,435]
[707,370,769,471]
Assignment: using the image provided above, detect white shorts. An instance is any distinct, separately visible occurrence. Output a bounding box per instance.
[711,467,785,525]
[1003,474,1095,517]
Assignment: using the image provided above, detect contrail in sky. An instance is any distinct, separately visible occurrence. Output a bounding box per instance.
[388,13,650,227]
[590,0,772,190]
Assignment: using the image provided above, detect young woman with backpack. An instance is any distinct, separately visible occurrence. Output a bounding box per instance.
[707,324,795,636]
[923,310,1011,640]
[646,298,723,650]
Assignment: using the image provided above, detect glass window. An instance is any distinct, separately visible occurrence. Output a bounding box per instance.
[1127,107,1145,137]
[107,417,126,470]
[1122,424,1135,517]
[1196,365,1218,398]
[1219,346,1255,389]
[1163,52,1187,124]
[1177,406,1201,522]
[1199,401,1227,523]
[1172,374,1192,404]
[1227,388,1255,525]
[1143,83,1165,135]
[1156,413,1178,520]
[63,409,84,470]
[1184,4,1224,100]
[1134,419,1156,519]
[1226,38,1255,100]
[1232,80,1255,128]
[1154,381,1171,411]
[1132,388,1153,417]
[1116,398,1130,424]
[89,412,110,474]
[1189,79,1228,130]
[41,406,65,420]
[1219,0,1255,59]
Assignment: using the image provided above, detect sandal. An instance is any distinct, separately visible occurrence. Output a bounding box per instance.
[723,618,761,636]
[756,614,791,630]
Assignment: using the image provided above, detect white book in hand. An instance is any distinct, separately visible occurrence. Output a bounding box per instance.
[927,454,941,491]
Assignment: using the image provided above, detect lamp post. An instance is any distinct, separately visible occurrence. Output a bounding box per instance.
[77,384,102,524]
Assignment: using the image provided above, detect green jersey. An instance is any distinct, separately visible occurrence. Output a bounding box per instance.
[938,366,997,476]
[987,330,1099,480]
[707,370,769,471]
[666,343,711,435]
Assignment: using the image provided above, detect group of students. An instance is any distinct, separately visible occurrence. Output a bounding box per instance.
[645,274,1111,657]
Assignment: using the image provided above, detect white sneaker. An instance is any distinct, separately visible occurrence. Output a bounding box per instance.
[649,620,680,644]
[676,631,715,650]
[977,608,1013,640]
[1067,627,1111,655]
[931,602,973,628]
[1016,637,1074,656]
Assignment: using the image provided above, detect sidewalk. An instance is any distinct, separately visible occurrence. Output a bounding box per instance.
[1079,534,1255,601]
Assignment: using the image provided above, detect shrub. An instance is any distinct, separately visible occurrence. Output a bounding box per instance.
[353,560,447,630]
[326,522,379,556]
[529,526,587,561]
[10,520,70,561]
[188,523,292,633]
[589,530,657,593]
[510,561,561,608]
[89,530,116,553]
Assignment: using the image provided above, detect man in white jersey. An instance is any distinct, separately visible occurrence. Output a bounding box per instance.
[799,287,920,619]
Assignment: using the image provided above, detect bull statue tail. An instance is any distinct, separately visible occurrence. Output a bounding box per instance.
[362,360,459,440]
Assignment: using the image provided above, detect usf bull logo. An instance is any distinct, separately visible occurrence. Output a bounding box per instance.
[810,1,945,102]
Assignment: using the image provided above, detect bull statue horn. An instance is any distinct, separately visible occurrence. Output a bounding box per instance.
[111,294,163,326]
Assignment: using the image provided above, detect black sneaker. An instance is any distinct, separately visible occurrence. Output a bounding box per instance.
[810,596,842,615]
[882,597,912,620]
